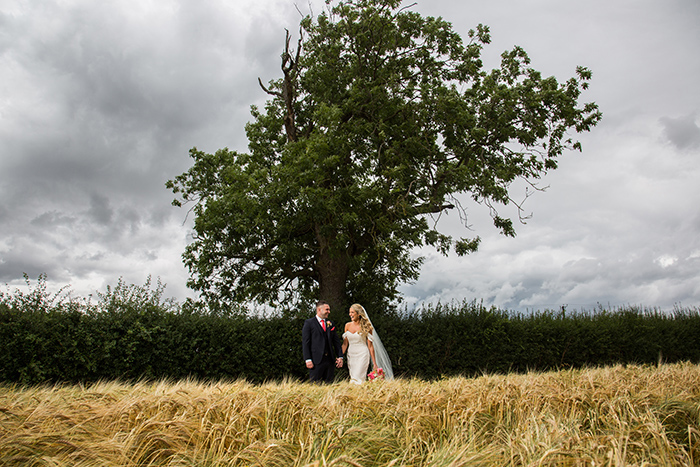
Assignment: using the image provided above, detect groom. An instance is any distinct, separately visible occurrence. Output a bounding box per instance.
[302,300,344,383]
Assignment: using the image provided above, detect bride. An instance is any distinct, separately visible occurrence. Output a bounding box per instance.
[342,303,394,384]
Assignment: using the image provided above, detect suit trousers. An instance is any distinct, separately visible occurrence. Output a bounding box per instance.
[309,354,335,383]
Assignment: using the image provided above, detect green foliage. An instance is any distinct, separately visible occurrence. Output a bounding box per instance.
[1,276,698,385]
[167,0,601,313]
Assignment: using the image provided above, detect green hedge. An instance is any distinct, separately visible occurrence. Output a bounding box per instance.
[1,278,699,384]
[385,303,700,379]
[0,302,306,384]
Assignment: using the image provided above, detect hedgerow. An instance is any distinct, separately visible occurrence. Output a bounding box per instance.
[1,276,698,384]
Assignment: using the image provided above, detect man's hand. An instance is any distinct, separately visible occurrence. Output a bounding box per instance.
[306,361,314,369]
[336,358,343,368]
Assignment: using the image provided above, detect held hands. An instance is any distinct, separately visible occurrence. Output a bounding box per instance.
[305,359,342,369]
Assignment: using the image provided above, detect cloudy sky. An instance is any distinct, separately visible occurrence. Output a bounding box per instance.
[1,0,699,312]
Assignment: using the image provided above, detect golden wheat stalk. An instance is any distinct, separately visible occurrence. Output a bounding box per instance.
[1,363,698,466]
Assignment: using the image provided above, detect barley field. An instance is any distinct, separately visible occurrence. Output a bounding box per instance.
[1,363,699,466]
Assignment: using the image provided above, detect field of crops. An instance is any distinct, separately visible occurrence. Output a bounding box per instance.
[1,362,699,466]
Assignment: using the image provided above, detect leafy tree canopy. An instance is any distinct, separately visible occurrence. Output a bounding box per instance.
[167,0,601,315]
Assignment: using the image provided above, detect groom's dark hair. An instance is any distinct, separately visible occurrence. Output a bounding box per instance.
[315,300,329,309]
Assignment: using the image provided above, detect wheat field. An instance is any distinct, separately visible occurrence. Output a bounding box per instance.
[1,363,699,466]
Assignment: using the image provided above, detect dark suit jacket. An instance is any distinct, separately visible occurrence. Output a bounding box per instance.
[302,317,343,365]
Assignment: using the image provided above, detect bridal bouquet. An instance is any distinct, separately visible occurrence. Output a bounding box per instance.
[368,367,385,382]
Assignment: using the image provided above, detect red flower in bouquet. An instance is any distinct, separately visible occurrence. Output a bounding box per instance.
[368,367,385,381]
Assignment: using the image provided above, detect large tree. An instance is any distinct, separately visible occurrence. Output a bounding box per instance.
[167,0,601,314]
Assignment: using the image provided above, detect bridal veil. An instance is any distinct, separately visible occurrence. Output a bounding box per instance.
[363,306,394,380]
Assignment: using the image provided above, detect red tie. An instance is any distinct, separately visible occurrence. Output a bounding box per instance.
[321,319,326,331]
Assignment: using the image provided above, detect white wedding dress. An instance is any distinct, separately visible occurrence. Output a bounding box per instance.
[343,331,373,384]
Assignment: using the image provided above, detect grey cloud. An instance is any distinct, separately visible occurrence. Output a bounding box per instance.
[87,194,114,225]
[0,241,67,283]
[0,0,298,299]
[0,205,9,224]
[660,113,700,150]
[2,0,700,311]
[30,211,77,228]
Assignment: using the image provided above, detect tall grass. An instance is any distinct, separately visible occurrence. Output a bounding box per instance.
[1,362,698,466]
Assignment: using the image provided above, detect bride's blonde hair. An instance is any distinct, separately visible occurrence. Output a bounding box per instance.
[351,303,373,338]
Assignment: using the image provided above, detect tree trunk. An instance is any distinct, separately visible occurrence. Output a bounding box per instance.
[317,253,349,319]
[315,228,349,318]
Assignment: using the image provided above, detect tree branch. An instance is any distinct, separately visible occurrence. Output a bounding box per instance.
[257,78,281,97]
[414,203,455,215]
[281,28,303,142]
[257,28,304,142]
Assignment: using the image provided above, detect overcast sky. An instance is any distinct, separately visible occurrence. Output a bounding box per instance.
[1,0,699,312]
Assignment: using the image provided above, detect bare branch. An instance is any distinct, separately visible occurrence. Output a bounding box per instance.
[280,28,302,142]
[397,2,417,14]
[258,77,281,97]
